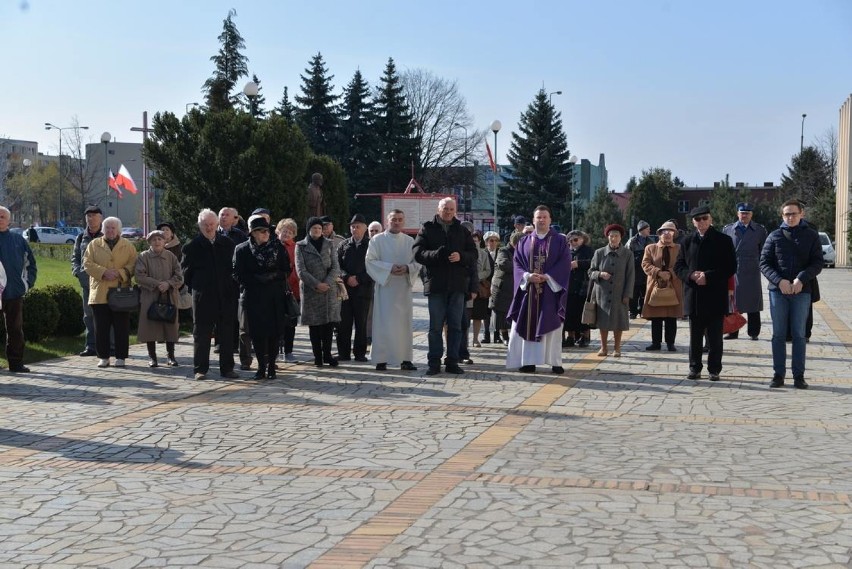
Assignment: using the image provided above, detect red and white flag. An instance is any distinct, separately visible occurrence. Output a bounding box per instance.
[115,164,139,194]
[485,141,497,172]
[108,170,123,199]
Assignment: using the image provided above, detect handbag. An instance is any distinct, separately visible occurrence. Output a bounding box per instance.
[581,282,597,326]
[723,296,747,335]
[478,279,491,299]
[147,292,177,323]
[283,278,301,327]
[177,285,193,310]
[648,278,678,307]
[107,284,140,312]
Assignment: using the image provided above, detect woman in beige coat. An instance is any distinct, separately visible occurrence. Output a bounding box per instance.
[83,216,138,368]
[136,230,184,367]
[640,221,684,351]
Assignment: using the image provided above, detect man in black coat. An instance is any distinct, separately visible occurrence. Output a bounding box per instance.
[674,206,737,381]
[182,208,240,380]
[217,206,251,369]
[337,214,374,361]
[412,197,477,375]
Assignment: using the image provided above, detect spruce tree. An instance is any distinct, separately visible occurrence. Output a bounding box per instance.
[275,86,296,123]
[625,168,681,231]
[579,186,624,249]
[202,9,250,112]
[707,177,740,227]
[372,57,419,193]
[780,146,835,235]
[295,52,340,157]
[504,89,572,230]
[338,70,377,209]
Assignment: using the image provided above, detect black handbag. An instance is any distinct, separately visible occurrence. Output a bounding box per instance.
[147,292,177,323]
[283,289,300,327]
[107,285,140,312]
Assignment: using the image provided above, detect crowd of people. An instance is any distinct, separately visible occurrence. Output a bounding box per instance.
[0,190,824,390]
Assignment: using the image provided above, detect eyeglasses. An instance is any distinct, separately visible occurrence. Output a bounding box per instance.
[782,211,801,218]
[693,215,710,222]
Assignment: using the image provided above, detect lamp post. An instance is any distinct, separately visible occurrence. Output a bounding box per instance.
[800,113,807,152]
[45,122,89,225]
[490,119,501,231]
[568,155,580,230]
[549,90,562,105]
[453,122,468,220]
[22,159,32,224]
[243,81,259,118]
[101,132,112,215]
[186,102,199,113]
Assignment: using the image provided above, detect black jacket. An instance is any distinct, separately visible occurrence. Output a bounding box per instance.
[674,226,737,317]
[759,222,822,294]
[71,228,103,287]
[568,244,593,296]
[181,233,237,326]
[233,238,290,337]
[337,236,374,299]
[412,216,477,295]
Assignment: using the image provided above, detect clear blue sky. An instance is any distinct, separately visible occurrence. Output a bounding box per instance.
[2,0,850,191]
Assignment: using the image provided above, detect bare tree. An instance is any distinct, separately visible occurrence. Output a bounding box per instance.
[401,68,484,189]
[816,126,838,188]
[62,116,102,218]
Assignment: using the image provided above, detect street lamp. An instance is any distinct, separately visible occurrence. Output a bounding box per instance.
[549,90,562,105]
[186,102,199,113]
[568,155,580,230]
[22,159,32,223]
[453,122,469,220]
[101,132,112,215]
[243,81,259,118]
[490,119,502,231]
[800,113,807,152]
[45,122,89,225]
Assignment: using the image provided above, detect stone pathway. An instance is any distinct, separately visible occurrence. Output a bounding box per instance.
[1,272,851,568]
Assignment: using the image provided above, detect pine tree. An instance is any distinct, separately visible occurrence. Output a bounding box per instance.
[625,168,682,231]
[579,186,624,249]
[275,86,296,123]
[338,70,377,209]
[780,146,835,235]
[372,57,419,193]
[294,52,340,157]
[202,9,250,112]
[504,89,572,231]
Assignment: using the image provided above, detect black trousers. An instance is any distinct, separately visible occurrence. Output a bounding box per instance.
[309,323,335,363]
[651,317,677,346]
[338,297,371,359]
[689,313,723,374]
[147,341,175,358]
[747,312,761,338]
[251,334,278,369]
[194,315,235,374]
[92,304,130,360]
[281,324,296,354]
[2,297,25,367]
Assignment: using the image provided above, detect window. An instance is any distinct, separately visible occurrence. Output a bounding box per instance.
[678,200,689,213]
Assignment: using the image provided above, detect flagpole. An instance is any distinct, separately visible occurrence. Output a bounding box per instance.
[100,132,111,212]
[131,112,151,234]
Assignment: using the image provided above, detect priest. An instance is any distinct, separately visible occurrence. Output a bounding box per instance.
[365,209,421,371]
[506,205,572,374]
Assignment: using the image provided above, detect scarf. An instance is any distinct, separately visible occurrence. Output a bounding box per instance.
[249,237,278,269]
[105,237,120,251]
[309,236,325,253]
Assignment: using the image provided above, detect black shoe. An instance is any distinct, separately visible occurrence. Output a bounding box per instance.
[667,344,676,352]
[213,345,220,354]
[687,371,700,380]
[645,344,661,351]
[167,357,179,367]
[354,355,368,362]
[8,365,30,373]
[376,363,387,371]
[78,348,97,357]
[445,364,464,374]
[519,365,536,373]
[552,366,564,374]
[563,338,575,348]
[240,364,252,371]
[267,365,276,379]
[494,337,503,345]
[702,345,709,353]
[709,373,720,381]
[326,358,339,367]
[400,361,417,371]
[770,376,785,388]
[578,337,589,348]
[221,370,240,379]
[148,359,159,368]
[749,336,759,341]
[462,358,474,365]
[425,366,441,376]
[337,356,352,362]
[794,377,808,389]
[482,333,491,344]
[253,369,267,380]
[724,332,738,340]
[314,359,323,367]
[629,313,638,319]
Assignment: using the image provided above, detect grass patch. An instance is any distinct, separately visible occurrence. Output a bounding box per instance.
[33,256,78,289]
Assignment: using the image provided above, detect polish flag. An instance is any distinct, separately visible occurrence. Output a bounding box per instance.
[485,141,497,172]
[115,164,139,194]
[108,170,123,199]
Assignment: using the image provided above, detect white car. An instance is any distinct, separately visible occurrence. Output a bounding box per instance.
[819,232,835,268]
[25,226,76,245]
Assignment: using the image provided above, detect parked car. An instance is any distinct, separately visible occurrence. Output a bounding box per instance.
[10,228,24,236]
[24,226,76,245]
[121,227,144,240]
[819,232,835,268]
[61,226,84,237]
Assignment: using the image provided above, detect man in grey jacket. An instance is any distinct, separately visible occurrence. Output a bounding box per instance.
[70,205,103,356]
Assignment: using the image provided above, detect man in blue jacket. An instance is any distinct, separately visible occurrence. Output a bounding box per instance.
[760,199,823,389]
[0,206,37,372]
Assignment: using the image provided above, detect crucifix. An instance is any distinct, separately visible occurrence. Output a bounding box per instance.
[130,111,153,234]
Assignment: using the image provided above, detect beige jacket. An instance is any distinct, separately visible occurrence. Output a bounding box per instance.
[83,237,138,305]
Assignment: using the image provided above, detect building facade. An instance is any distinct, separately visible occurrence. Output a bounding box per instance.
[84,141,147,229]
[836,94,852,267]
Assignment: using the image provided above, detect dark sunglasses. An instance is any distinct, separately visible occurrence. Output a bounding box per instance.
[693,215,710,222]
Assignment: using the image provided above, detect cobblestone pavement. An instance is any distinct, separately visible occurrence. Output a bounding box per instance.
[2,271,852,568]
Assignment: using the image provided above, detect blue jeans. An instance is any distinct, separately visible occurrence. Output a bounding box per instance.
[769,290,811,379]
[427,292,465,367]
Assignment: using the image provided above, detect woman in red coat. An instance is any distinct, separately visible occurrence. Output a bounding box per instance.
[276,218,300,363]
